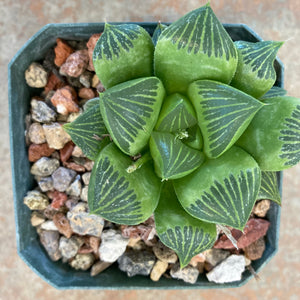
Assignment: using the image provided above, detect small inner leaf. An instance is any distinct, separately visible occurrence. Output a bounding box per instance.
[154,181,217,268]
[174,146,261,231]
[155,93,197,133]
[88,143,161,225]
[63,102,108,160]
[257,171,281,205]
[149,131,205,180]
[260,86,287,101]
[188,80,264,158]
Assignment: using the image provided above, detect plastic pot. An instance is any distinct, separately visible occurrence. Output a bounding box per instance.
[8,22,283,289]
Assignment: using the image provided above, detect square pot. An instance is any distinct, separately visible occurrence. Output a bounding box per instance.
[8,22,283,289]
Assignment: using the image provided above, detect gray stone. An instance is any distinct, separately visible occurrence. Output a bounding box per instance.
[24,190,49,210]
[31,99,57,123]
[153,241,178,263]
[25,62,48,88]
[69,253,95,271]
[40,220,58,231]
[82,172,91,185]
[80,185,88,202]
[59,236,81,259]
[66,175,82,197]
[206,255,246,284]
[38,176,54,192]
[205,249,231,267]
[39,230,61,261]
[170,263,199,284]
[67,211,104,237]
[52,167,77,192]
[28,122,46,144]
[90,261,112,277]
[79,71,93,88]
[99,229,129,263]
[30,157,60,177]
[118,250,156,277]
[30,211,46,226]
[43,122,71,149]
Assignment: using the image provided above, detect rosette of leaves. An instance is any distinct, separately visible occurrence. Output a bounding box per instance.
[64,3,300,268]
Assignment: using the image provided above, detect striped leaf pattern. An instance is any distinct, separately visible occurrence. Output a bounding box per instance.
[93,23,154,88]
[150,131,205,180]
[258,171,281,205]
[154,3,237,94]
[100,77,165,156]
[174,146,261,230]
[63,103,108,160]
[155,93,197,132]
[260,86,287,101]
[231,41,283,98]
[188,80,264,158]
[279,105,300,166]
[88,143,161,225]
[155,182,217,268]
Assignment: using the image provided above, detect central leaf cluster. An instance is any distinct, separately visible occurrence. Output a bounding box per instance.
[64,4,300,267]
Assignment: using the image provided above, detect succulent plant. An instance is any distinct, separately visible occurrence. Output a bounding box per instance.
[64,3,300,268]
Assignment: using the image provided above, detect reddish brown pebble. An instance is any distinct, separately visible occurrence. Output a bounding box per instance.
[88,236,101,254]
[60,141,75,163]
[214,218,270,249]
[51,190,68,209]
[244,237,266,260]
[60,49,89,78]
[63,161,86,172]
[189,253,206,267]
[78,87,96,99]
[44,72,66,94]
[78,245,94,254]
[52,212,73,238]
[51,86,79,115]
[121,224,155,241]
[86,33,102,71]
[54,38,74,67]
[28,143,56,162]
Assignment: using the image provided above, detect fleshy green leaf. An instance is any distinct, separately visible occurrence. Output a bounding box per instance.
[155,93,197,132]
[183,125,203,150]
[93,23,154,89]
[63,103,108,160]
[237,96,300,171]
[83,97,100,110]
[149,131,205,180]
[88,143,161,225]
[260,86,287,101]
[258,171,281,205]
[152,22,168,46]
[154,3,238,94]
[174,146,261,231]
[231,41,283,98]
[154,181,217,268]
[188,80,264,158]
[100,77,165,156]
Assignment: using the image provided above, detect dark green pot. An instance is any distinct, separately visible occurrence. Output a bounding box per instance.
[8,23,283,289]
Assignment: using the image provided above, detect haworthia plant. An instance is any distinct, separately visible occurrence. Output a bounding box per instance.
[149,131,205,180]
[60,3,300,270]
[231,41,283,98]
[155,93,197,132]
[188,80,264,158]
[99,77,165,156]
[93,23,154,89]
[88,143,161,225]
[237,96,300,171]
[152,22,168,46]
[258,171,281,205]
[63,103,108,160]
[174,146,261,231]
[154,181,217,268]
[154,3,238,94]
